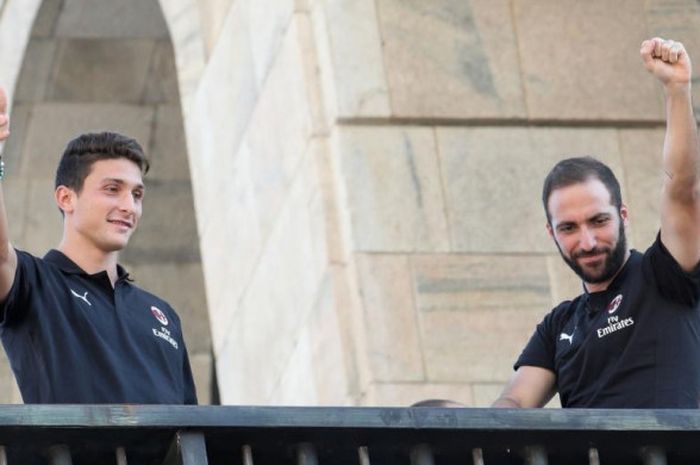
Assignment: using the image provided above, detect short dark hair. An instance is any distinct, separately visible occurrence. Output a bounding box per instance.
[542,156,622,223]
[54,131,150,193]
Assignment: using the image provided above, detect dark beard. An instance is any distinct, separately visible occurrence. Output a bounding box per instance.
[558,222,628,285]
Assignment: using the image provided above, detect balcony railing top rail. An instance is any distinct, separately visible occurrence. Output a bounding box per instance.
[0,406,697,464]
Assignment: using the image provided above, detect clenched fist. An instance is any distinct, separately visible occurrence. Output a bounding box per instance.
[641,38,692,90]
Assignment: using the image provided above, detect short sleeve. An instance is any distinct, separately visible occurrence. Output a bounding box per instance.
[514,310,558,372]
[645,234,700,306]
[0,250,34,327]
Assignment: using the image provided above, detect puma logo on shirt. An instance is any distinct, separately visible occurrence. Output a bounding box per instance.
[559,331,574,345]
[70,289,92,306]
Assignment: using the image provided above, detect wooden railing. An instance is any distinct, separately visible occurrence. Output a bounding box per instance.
[0,406,696,464]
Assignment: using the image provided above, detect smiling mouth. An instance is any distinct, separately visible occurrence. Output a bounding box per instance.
[108,219,133,229]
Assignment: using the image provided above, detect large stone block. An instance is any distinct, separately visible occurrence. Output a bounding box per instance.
[190,352,212,405]
[0,0,41,94]
[411,254,550,382]
[546,255,583,308]
[23,177,62,256]
[49,39,156,103]
[1,178,31,245]
[645,0,700,110]
[55,0,169,38]
[200,145,262,350]
[123,179,200,264]
[335,126,449,252]
[437,127,624,253]
[364,382,471,407]
[355,253,425,382]
[197,0,235,55]
[149,104,191,181]
[20,103,154,178]
[143,41,181,104]
[192,0,258,202]
[268,327,319,405]
[14,39,55,103]
[618,128,665,249]
[514,0,661,121]
[30,0,61,38]
[377,0,526,119]
[245,18,313,238]
[313,0,390,118]
[247,0,295,85]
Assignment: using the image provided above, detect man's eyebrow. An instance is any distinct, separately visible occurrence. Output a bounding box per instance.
[101,178,145,190]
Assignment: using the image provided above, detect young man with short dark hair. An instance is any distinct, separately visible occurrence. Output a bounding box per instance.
[0,90,197,404]
[493,37,700,408]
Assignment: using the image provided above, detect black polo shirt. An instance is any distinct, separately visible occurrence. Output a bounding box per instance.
[516,235,700,408]
[0,249,197,404]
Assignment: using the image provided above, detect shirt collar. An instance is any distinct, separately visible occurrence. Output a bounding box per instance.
[43,249,132,281]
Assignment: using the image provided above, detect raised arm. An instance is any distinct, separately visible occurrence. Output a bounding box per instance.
[0,87,17,302]
[491,366,556,408]
[641,38,700,271]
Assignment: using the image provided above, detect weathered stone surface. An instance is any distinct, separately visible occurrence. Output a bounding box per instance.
[197,0,234,55]
[31,0,61,38]
[23,177,62,256]
[412,254,550,382]
[246,18,313,238]
[314,0,390,118]
[0,354,21,403]
[355,253,425,382]
[14,39,55,103]
[143,41,181,104]
[148,104,191,181]
[269,327,319,405]
[514,0,661,121]
[201,144,262,350]
[546,255,583,308]
[190,352,212,405]
[123,179,200,264]
[364,382,471,407]
[1,179,30,245]
[49,39,156,103]
[247,0,295,85]
[192,0,258,205]
[618,128,665,249]
[55,0,169,38]
[125,262,210,354]
[645,0,700,110]
[437,127,624,253]
[20,103,154,178]
[0,0,41,94]
[377,0,526,119]
[336,126,449,252]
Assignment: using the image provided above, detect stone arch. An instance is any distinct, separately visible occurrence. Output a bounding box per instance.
[0,0,212,403]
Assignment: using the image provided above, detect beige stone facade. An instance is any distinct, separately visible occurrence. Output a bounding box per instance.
[0,0,697,407]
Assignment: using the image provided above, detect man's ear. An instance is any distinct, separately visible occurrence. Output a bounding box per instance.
[620,204,629,227]
[55,185,75,215]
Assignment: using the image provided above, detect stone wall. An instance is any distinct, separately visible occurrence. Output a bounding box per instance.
[2,0,699,407]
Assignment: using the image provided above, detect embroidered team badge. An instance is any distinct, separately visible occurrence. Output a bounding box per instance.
[151,306,169,326]
[607,294,623,314]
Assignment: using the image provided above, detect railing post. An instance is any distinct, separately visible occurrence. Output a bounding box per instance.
[524,445,548,465]
[472,447,484,465]
[297,443,319,465]
[588,447,600,465]
[358,446,371,465]
[162,431,208,465]
[0,445,6,465]
[242,445,254,465]
[116,446,128,465]
[410,444,434,465]
[48,444,72,465]
[642,446,667,465]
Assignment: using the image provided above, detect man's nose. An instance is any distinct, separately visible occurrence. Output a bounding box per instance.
[579,227,597,250]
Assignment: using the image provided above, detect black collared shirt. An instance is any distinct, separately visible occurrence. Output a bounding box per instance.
[516,235,700,408]
[0,249,197,404]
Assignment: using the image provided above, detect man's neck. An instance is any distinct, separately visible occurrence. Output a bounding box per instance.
[57,240,120,286]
